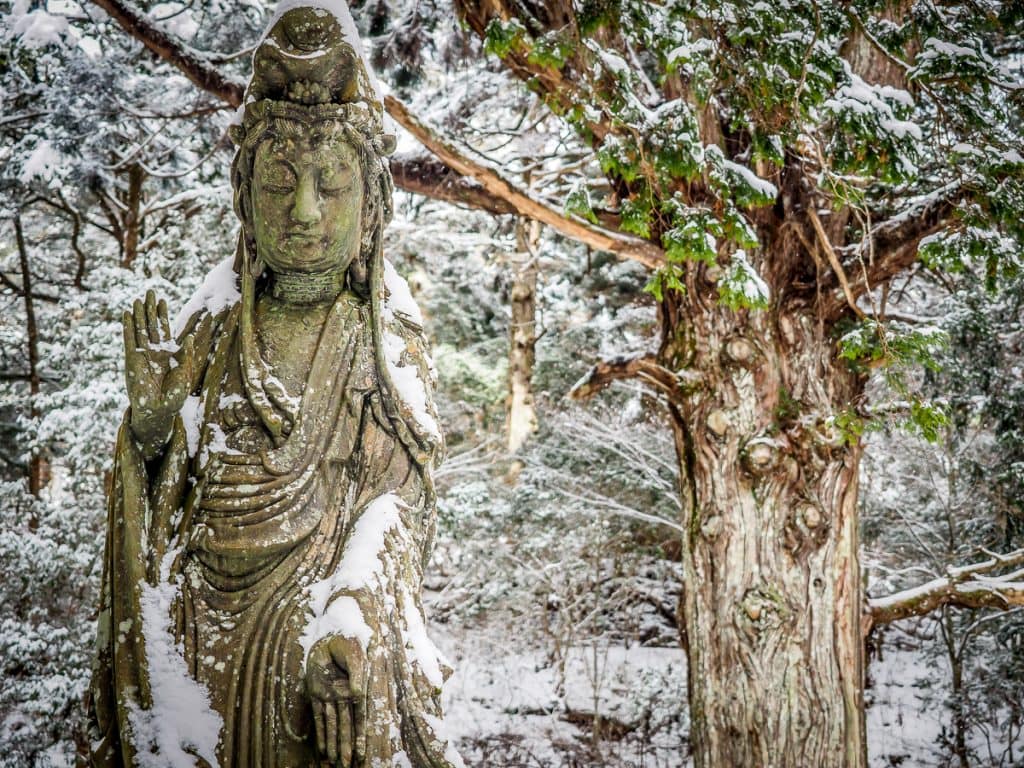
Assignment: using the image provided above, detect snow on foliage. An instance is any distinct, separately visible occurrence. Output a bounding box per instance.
[6,0,70,49]
[718,250,770,310]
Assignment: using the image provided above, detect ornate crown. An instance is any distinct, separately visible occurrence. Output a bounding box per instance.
[231,4,395,155]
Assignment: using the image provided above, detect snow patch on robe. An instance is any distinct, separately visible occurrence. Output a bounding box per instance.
[129,550,223,768]
[299,492,404,664]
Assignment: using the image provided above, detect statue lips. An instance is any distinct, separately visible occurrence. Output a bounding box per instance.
[286,229,321,246]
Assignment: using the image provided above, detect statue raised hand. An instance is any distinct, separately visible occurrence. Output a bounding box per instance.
[121,289,197,458]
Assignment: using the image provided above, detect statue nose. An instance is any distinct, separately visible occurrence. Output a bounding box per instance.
[290,172,322,224]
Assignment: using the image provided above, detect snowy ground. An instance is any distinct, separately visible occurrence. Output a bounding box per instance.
[433,614,998,768]
[867,646,947,767]
[435,616,690,767]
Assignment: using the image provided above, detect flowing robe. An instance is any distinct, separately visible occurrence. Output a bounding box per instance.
[84,284,460,768]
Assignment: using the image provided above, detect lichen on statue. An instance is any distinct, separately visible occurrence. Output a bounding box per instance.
[81,5,461,767]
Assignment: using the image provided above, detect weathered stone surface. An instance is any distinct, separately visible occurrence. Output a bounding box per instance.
[82,6,460,767]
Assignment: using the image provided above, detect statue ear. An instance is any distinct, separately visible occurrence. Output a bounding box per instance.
[348,250,370,297]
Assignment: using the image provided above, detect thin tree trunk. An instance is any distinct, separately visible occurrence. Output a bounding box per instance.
[941,608,971,767]
[507,217,540,453]
[122,163,144,268]
[15,214,44,509]
[661,280,866,767]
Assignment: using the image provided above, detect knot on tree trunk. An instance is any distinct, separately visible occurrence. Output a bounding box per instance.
[739,585,789,638]
[784,501,830,556]
[741,436,782,476]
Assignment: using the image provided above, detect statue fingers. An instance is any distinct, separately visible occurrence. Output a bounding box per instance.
[312,698,327,756]
[122,311,139,360]
[164,336,195,407]
[338,700,353,768]
[324,698,338,763]
[352,687,367,765]
[133,298,149,351]
[157,298,172,341]
[145,290,161,344]
[122,312,141,397]
[123,312,156,400]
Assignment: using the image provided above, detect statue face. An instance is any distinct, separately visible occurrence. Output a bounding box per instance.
[251,128,364,274]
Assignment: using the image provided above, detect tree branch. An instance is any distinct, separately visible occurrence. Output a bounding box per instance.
[389,154,516,216]
[823,186,961,319]
[0,271,59,303]
[866,549,1024,633]
[89,0,246,107]
[809,209,865,320]
[387,95,665,269]
[569,353,699,403]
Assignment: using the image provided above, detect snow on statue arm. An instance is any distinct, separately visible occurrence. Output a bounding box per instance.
[300,263,458,767]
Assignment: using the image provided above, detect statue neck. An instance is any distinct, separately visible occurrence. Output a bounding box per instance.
[269,267,347,304]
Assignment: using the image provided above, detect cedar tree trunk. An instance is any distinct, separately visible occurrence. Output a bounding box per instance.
[661,261,866,767]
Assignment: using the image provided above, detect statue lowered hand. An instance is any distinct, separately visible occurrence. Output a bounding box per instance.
[306,634,370,766]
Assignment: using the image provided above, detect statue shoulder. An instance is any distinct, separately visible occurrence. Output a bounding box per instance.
[380,259,434,379]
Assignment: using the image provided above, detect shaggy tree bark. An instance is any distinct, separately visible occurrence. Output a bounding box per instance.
[660,280,866,766]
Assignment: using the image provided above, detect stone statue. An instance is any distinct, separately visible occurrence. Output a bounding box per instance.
[81,5,462,767]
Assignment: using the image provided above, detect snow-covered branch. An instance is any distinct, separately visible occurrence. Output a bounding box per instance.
[866,549,1024,632]
[88,0,245,107]
[568,353,699,403]
[386,97,666,269]
[88,0,527,219]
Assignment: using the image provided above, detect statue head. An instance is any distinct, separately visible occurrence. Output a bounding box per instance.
[229,4,396,294]
[226,4,440,465]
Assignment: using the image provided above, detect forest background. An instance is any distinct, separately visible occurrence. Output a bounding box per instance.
[1,0,1023,766]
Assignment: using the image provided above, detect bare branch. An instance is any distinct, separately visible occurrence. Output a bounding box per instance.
[866,549,1024,633]
[809,209,865,320]
[569,353,699,403]
[389,154,516,216]
[824,186,961,318]
[89,0,246,107]
[0,271,59,304]
[387,96,665,269]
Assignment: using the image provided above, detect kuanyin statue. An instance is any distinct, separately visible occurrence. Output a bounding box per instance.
[81,3,462,766]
